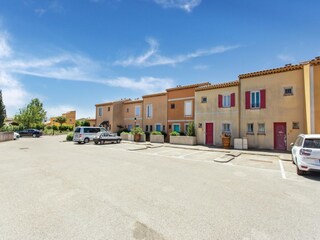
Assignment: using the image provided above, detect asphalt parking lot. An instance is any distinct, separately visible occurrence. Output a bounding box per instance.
[1,136,320,240]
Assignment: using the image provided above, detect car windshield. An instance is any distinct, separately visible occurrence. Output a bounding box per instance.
[303,138,320,148]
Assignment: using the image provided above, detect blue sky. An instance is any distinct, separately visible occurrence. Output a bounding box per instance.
[0,0,319,118]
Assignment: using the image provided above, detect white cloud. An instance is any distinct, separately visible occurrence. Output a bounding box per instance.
[0,31,12,58]
[0,29,176,116]
[114,38,239,67]
[277,54,295,63]
[154,0,202,12]
[105,76,174,93]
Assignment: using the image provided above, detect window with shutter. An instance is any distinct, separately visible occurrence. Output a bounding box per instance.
[231,93,235,107]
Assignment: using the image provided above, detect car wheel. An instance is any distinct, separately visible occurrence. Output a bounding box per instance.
[296,165,305,176]
[32,134,36,138]
[78,141,82,144]
[84,138,90,144]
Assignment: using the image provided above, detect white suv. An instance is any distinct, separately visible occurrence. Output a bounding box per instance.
[291,134,320,175]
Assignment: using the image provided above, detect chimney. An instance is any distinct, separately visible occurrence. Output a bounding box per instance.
[285,64,292,67]
[315,56,320,60]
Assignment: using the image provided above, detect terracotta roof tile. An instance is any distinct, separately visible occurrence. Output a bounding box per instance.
[166,82,210,92]
[239,64,303,79]
[195,81,239,91]
[142,92,167,98]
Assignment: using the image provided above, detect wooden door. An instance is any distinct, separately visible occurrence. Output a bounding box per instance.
[274,122,287,150]
[206,123,214,145]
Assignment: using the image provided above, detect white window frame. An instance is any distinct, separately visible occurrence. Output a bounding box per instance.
[251,91,260,108]
[247,123,254,134]
[146,104,153,119]
[258,123,265,134]
[284,87,293,96]
[155,123,161,132]
[201,96,207,103]
[184,100,192,117]
[98,107,103,117]
[135,106,141,117]
[172,123,181,133]
[222,95,231,108]
[184,123,189,134]
[222,123,231,134]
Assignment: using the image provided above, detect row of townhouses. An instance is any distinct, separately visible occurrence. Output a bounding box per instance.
[95,57,320,151]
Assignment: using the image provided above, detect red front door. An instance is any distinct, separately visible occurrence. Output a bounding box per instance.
[274,122,287,150]
[206,123,214,145]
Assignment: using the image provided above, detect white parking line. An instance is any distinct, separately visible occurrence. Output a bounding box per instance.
[278,160,287,179]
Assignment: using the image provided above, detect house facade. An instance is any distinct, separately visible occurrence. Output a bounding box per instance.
[195,81,239,146]
[95,100,127,132]
[49,110,76,127]
[167,83,209,135]
[123,99,143,131]
[142,92,167,133]
[239,64,306,150]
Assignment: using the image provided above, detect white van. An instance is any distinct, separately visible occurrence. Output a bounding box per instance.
[73,127,106,144]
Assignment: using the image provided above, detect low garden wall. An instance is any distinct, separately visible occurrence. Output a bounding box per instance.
[150,134,164,143]
[0,132,14,142]
[170,136,196,145]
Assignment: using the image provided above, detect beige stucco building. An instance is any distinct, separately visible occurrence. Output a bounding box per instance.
[195,81,239,146]
[49,110,76,127]
[123,99,143,130]
[142,92,167,133]
[239,64,307,150]
[95,100,127,132]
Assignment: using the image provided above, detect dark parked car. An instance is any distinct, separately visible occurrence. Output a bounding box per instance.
[18,129,42,138]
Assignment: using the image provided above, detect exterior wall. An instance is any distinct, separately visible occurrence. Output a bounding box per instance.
[313,64,320,133]
[167,88,196,134]
[195,86,239,146]
[111,101,125,132]
[240,69,306,150]
[49,111,76,126]
[123,101,143,130]
[88,119,96,127]
[96,103,113,130]
[62,111,76,126]
[142,94,167,133]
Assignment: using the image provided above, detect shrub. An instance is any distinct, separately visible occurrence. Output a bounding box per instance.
[130,127,144,135]
[59,125,68,131]
[117,128,129,136]
[170,131,180,136]
[186,121,196,137]
[179,131,186,136]
[66,133,74,141]
[46,125,52,130]
[52,125,58,130]
[151,131,162,135]
[68,125,74,131]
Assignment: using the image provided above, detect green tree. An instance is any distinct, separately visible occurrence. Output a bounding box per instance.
[0,90,6,128]
[55,116,67,132]
[81,120,90,126]
[14,98,46,128]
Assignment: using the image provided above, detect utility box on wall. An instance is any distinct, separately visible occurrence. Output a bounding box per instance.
[234,138,248,150]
